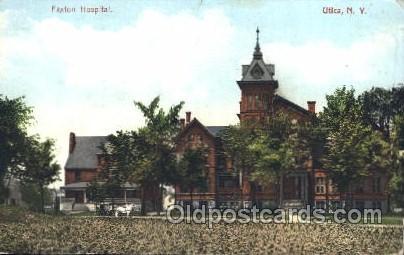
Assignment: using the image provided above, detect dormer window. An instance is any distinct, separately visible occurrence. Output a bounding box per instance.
[251,63,264,79]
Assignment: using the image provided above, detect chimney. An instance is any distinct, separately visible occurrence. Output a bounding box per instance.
[69,132,76,154]
[307,101,316,114]
[186,111,191,124]
[180,118,185,129]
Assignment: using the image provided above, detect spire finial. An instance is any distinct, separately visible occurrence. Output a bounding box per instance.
[253,26,263,60]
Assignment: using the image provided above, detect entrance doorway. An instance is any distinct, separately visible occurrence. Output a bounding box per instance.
[283,175,304,200]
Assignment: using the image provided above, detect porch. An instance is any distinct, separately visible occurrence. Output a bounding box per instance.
[60,182,140,212]
[280,172,309,208]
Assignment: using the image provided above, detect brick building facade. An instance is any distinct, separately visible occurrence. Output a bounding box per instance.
[62,30,389,213]
[62,133,159,212]
[174,30,389,212]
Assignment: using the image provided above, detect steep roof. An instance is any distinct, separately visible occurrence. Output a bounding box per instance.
[206,126,227,136]
[65,136,106,169]
[240,28,275,82]
[177,118,228,143]
[274,95,311,115]
[66,126,228,170]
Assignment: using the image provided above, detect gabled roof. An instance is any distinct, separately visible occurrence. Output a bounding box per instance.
[274,95,311,115]
[65,136,106,169]
[241,61,275,82]
[177,118,228,143]
[66,125,228,169]
[206,126,227,136]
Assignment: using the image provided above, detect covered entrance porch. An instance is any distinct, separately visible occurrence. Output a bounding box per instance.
[60,182,140,212]
[280,172,309,208]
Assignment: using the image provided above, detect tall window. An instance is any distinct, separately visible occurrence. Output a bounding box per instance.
[247,95,253,110]
[315,177,325,194]
[355,180,364,193]
[328,179,337,193]
[263,94,270,110]
[75,171,81,182]
[255,95,261,109]
[372,177,381,193]
[316,201,326,209]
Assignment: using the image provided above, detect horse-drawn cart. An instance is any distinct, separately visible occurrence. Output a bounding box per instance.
[96,202,141,216]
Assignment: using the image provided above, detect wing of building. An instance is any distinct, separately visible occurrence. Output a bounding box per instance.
[61,134,160,213]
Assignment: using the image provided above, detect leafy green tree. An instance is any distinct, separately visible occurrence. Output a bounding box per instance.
[101,131,144,184]
[323,121,370,206]
[358,84,404,209]
[321,87,364,208]
[391,84,404,116]
[360,87,392,138]
[321,86,394,209]
[319,86,363,134]
[134,96,184,214]
[177,147,208,208]
[389,115,404,207]
[219,124,257,202]
[20,183,52,212]
[17,136,60,213]
[249,113,311,206]
[0,95,33,203]
[359,84,404,139]
[86,180,113,211]
[97,130,152,214]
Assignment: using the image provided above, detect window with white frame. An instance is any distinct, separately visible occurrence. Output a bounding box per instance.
[328,179,337,193]
[315,177,325,194]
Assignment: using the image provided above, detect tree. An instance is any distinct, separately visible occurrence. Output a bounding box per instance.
[389,115,404,207]
[134,96,184,215]
[360,87,393,138]
[319,86,363,134]
[359,84,404,139]
[391,84,404,117]
[86,181,107,207]
[96,130,153,215]
[17,136,60,213]
[249,113,311,207]
[321,86,394,209]
[20,183,52,212]
[0,95,33,203]
[358,84,404,209]
[177,147,208,209]
[219,124,257,206]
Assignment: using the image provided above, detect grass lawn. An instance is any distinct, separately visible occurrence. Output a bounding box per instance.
[381,215,404,225]
[0,206,403,254]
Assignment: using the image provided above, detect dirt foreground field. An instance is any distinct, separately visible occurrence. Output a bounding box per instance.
[0,207,403,254]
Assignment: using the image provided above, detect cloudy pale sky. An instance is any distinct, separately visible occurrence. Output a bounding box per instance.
[1,0,403,188]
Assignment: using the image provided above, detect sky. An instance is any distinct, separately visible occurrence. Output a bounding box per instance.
[1,0,404,188]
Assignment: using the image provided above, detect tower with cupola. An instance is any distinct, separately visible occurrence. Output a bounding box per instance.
[237,28,279,124]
